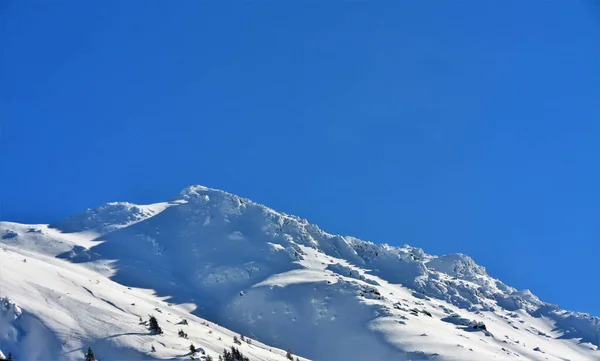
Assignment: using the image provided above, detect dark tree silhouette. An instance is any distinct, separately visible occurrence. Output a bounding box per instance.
[221,346,250,361]
[149,315,163,334]
[84,346,96,361]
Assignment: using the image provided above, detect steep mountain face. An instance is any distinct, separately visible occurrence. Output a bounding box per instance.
[1,185,598,361]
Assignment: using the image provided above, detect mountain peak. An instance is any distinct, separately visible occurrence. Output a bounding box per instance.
[177,184,232,197]
[4,185,597,360]
[175,185,251,205]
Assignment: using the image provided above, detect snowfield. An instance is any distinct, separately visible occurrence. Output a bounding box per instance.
[1,185,598,361]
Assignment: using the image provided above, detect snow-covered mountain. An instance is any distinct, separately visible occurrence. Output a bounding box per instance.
[1,185,598,361]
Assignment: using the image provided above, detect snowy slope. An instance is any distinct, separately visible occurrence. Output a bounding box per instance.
[0,223,307,361]
[1,185,598,361]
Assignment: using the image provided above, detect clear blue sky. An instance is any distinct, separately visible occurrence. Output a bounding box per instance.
[2,2,599,316]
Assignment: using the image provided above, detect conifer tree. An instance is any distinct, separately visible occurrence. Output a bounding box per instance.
[84,346,96,361]
[189,343,197,355]
[221,346,249,361]
[149,315,163,334]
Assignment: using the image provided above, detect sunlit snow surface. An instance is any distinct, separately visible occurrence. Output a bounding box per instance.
[1,185,598,360]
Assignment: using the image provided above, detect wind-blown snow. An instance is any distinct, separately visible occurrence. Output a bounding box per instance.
[1,185,598,361]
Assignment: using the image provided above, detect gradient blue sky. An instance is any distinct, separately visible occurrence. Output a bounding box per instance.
[2,2,599,316]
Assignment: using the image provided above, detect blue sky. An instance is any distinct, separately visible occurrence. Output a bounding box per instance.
[2,2,599,316]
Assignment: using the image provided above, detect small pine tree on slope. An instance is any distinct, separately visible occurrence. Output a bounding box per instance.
[149,315,163,334]
[222,346,249,361]
[84,347,96,361]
